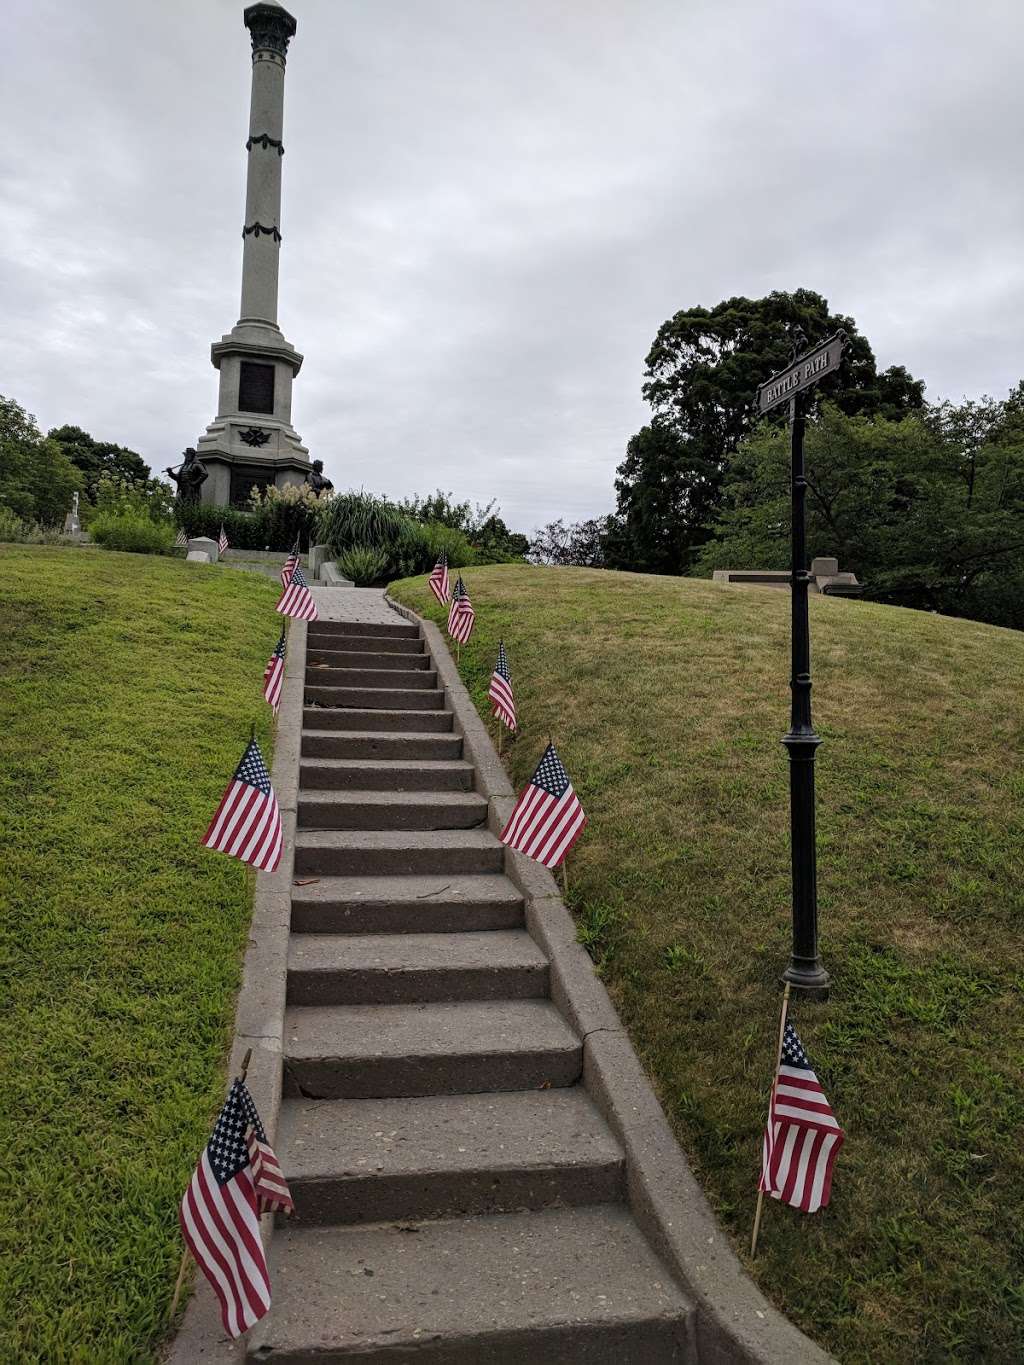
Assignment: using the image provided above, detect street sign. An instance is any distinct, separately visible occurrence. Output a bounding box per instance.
[757,331,847,414]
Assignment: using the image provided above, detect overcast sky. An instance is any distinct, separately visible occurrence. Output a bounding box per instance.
[5,1,1024,533]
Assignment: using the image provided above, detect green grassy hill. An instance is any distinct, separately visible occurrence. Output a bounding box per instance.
[391,564,1024,1365]
[0,547,281,1361]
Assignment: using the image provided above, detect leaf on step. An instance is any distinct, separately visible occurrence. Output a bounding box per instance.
[294,877,320,886]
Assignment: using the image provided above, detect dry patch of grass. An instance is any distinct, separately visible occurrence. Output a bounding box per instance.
[391,564,1024,1364]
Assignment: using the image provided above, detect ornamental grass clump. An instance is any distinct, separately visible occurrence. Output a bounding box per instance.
[335,544,390,585]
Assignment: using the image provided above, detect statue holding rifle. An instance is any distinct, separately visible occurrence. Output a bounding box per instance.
[165,448,209,505]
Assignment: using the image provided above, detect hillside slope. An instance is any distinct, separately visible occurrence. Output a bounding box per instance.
[0,547,281,1360]
[391,564,1024,1365]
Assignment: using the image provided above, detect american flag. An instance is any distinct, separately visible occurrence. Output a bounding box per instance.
[275,563,318,622]
[218,524,230,555]
[174,527,188,549]
[500,743,587,869]
[447,575,475,644]
[263,629,287,715]
[427,551,450,604]
[179,1078,293,1339]
[281,539,300,588]
[201,737,283,872]
[759,1021,845,1214]
[488,640,517,731]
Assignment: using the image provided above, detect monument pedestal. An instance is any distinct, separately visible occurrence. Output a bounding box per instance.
[195,3,312,508]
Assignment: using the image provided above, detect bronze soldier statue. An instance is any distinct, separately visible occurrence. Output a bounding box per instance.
[165,448,209,505]
[306,459,334,495]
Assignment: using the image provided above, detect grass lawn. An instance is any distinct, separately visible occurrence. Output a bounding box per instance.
[391,564,1024,1365]
[0,546,281,1362]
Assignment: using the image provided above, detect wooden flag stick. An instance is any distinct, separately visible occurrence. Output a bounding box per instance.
[496,716,503,757]
[169,1047,255,1318]
[560,858,569,895]
[751,983,792,1257]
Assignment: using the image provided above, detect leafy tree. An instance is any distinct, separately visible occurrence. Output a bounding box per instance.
[695,398,1024,628]
[48,424,150,502]
[614,290,925,573]
[400,489,527,561]
[0,396,83,525]
[528,516,619,567]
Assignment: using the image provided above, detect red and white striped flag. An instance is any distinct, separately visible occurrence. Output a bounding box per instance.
[179,1078,293,1339]
[759,1021,844,1213]
[447,575,474,644]
[427,551,450,604]
[275,563,318,622]
[280,539,300,588]
[201,736,282,872]
[218,524,230,555]
[174,527,188,549]
[488,640,516,731]
[500,743,586,869]
[262,628,286,715]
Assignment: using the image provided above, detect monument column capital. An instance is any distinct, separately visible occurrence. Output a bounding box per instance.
[243,2,297,65]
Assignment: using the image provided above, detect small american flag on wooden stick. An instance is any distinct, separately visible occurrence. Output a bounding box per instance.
[218,524,229,555]
[759,1020,844,1214]
[263,629,286,715]
[447,575,475,644]
[500,743,586,868]
[201,736,282,872]
[276,563,318,622]
[178,1077,293,1339]
[488,640,516,731]
[174,527,188,549]
[281,539,299,588]
[427,551,450,604]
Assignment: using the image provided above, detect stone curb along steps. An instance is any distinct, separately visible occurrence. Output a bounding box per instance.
[167,590,832,1364]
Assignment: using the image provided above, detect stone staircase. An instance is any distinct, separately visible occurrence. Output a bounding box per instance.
[249,614,697,1362]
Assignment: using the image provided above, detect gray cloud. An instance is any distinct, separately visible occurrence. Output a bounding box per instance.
[5,0,1024,533]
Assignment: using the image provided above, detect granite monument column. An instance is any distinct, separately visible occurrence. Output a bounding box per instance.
[194,1,312,507]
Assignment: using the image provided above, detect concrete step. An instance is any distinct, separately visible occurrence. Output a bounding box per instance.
[305,686,445,711]
[283,999,581,1099]
[298,790,488,832]
[248,1206,694,1362]
[306,665,438,690]
[306,633,424,656]
[307,620,418,641]
[307,648,431,670]
[286,930,549,1005]
[303,707,454,734]
[302,729,463,760]
[290,874,524,934]
[295,830,504,877]
[276,1088,623,1223]
[300,757,474,791]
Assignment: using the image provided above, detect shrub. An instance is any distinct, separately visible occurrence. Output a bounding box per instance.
[90,512,175,555]
[335,544,390,586]
[314,491,407,555]
[312,491,477,581]
[177,483,326,551]
[0,505,64,544]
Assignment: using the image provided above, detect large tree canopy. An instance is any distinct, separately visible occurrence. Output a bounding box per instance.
[695,393,1024,629]
[48,424,150,502]
[0,396,83,525]
[613,289,925,574]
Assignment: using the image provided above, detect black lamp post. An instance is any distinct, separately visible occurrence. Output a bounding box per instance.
[780,393,829,995]
[756,332,846,998]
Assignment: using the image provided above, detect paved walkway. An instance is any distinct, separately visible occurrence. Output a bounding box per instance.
[310,586,402,625]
